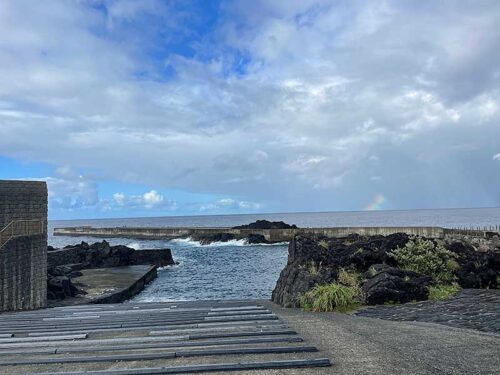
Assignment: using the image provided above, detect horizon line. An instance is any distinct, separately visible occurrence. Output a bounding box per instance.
[49,205,500,222]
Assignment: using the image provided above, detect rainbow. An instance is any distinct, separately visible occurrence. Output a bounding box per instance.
[364,194,386,211]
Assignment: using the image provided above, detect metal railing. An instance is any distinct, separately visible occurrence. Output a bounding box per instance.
[0,219,47,248]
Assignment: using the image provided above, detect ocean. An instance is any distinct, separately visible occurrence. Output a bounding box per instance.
[48,207,500,302]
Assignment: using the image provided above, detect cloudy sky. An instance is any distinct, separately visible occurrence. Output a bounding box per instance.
[0,0,499,219]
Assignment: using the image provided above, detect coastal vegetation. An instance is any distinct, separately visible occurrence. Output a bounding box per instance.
[300,283,360,312]
[300,268,362,312]
[389,238,459,284]
[429,284,460,301]
[272,232,499,310]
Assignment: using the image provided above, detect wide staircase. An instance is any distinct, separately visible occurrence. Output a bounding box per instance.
[0,300,331,374]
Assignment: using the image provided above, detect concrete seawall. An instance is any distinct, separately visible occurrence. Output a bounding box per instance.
[55,226,449,241]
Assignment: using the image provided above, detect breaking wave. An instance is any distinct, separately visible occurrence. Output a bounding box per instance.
[126,242,142,250]
[168,237,288,247]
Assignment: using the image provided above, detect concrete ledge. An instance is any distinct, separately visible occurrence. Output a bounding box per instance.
[92,266,157,305]
[48,266,158,307]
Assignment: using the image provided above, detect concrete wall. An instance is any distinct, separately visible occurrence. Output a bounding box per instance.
[0,235,47,311]
[55,226,446,242]
[0,180,48,312]
[0,180,47,228]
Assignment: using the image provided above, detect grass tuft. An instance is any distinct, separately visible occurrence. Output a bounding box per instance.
[306,261,321,275]
[300,283,360,312]
[337,268,360,287]
[429,284,460,301]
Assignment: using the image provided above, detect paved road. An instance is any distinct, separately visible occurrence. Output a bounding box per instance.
[0,299,498,374]
[258,300,500,375]
[356,289,500,334]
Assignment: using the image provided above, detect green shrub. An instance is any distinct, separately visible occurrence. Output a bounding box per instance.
[429,284,460,301]
[389,239,458,283]
[300,283,360,312]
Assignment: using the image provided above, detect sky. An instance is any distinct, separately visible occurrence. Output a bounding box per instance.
[0,0,499,220]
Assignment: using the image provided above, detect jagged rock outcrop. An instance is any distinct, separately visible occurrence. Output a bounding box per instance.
[446,241,500,289]
[271,233,409,307]
[361,264,431,305]
[47,265,87,300]
[233,220,298,230]
[191,233,235,245]
[48,241,175,268]
[272,233,499,308]
[246,233,270,244]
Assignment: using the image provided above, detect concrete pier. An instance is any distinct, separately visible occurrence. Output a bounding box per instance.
[48,265,158,307]
[54,226,447,242]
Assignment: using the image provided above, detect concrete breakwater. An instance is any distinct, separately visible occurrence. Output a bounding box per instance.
[53,225,500,242]
[55,226,448,242]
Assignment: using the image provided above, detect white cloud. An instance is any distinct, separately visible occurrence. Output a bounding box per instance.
[199,198,261,212]
[110,190,174,210]
[113,192,125,205]
[32,172,99,210]
[2,1,500,211]
[493,153,500,161]
[142,190,164,207]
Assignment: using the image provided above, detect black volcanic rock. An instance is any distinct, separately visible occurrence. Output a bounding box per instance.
[48,241,175,268]
[191,233,235,245]
[271,233,408,307]
[445,241,500,289]
[233,220,298,230]
[47,267,86,300]
[246,234,270,244]
[272,233,499,308]
[361,264,431,305]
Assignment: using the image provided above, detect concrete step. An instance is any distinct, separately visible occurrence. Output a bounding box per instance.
[20,357,332,374]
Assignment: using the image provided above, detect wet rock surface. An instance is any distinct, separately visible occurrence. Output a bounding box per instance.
[356,289,500,333]
[191,232,236,245]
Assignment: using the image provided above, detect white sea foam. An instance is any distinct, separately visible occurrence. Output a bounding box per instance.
[126,242,142,250]
[168,237,287,247]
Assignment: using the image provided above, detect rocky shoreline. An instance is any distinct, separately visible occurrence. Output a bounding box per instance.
[272,232,499,308]
[47,241,176,301]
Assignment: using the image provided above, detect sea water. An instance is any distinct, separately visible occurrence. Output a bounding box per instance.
[48,207,500,302]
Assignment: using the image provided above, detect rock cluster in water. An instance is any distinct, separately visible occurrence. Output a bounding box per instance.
[232,220,298,230]
[272,233,500,307]
[191,220,298,245]
[47,241,176,300]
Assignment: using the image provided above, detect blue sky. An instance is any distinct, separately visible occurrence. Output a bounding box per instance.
[0,0,499,220]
